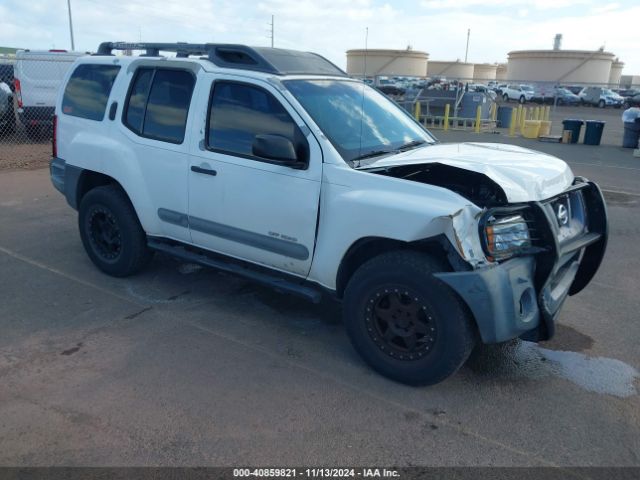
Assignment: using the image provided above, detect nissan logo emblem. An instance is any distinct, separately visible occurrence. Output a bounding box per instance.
[557,204,569,226]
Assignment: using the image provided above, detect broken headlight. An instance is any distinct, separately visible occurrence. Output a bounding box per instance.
[483,214,531,261]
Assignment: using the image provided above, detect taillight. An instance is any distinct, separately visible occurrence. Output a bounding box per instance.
[14,78,22,108]
[52,115,57,158]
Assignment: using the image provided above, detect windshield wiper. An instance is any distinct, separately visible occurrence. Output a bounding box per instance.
[351,149,394,162]
[396,140,426,152]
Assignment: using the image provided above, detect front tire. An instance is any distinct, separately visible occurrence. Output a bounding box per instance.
[598,99,605,108]
[343,251,477,386]
[78,185,152,277]
[502,94,509,102]
[519,95,526,104]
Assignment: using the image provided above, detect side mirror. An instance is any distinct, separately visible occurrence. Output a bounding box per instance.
[252,134,300,166]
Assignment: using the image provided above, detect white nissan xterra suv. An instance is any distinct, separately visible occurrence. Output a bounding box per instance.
[50,42,608,385]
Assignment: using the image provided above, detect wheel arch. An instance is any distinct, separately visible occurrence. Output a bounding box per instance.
[335,234,467,299]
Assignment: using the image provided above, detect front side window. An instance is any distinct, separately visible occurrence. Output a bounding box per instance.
[123,68,195,144]
[61,64,120,121]
[284,79,434,164]
[207,81,308,161]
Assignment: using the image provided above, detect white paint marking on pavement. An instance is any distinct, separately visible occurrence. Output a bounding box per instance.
[0,244,145,307]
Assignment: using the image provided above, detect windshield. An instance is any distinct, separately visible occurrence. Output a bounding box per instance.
[284,79,435,164]
[521,85,534,91]
[603,89,616,96]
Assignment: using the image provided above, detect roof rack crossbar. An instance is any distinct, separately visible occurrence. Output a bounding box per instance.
[95,42,348,77]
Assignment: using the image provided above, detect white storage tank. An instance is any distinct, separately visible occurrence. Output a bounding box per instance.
[506,49,615,84]
[346,48,428,77]
[473,63,497,81]
[427,60,474,80]
[609,59,624,86]
[496,63,508,81]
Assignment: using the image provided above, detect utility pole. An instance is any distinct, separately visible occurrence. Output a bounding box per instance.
[270,15,274,48]
[67,0,75,50]
[464,28,470,63]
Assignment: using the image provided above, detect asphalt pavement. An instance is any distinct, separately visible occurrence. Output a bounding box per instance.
[0,136,639,466]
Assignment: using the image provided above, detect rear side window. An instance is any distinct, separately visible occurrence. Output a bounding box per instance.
[123,68,195,144]
[61,64,120,121]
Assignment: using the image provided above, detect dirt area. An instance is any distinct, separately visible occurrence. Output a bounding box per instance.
[0,139,50,170]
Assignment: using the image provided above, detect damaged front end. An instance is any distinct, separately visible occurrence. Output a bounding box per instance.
[436,178,608,343]
[369,163,608,344]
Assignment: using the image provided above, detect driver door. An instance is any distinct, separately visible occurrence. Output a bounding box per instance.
[187,76,323,277]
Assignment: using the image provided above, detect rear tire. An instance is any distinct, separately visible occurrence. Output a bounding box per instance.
[502,94,509,102]
[519,95,526,104]
[78,185,152,277]
[598,99,605,108]
[343,250,477,386]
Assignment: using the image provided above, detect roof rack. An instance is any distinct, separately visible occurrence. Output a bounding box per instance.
[95,42,347,77]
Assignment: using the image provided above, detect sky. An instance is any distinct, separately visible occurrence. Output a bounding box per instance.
[1,0,639,74]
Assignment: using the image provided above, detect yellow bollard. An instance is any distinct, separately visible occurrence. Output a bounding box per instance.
[414,101,421,122]
[520,107,526,133]
[475,105,482,133]
[444,104,450,131]
[491,103,497,122]
[509,108,517,137]
[545,105,551,121]
[516,105,522,127]
[534,106,540,121]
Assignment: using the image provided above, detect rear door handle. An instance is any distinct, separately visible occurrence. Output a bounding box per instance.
[191,165,217,176]
[108,102,117,120]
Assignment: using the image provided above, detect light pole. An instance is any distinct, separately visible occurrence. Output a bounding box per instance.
[464,28,470,63]
[67,0,75,50]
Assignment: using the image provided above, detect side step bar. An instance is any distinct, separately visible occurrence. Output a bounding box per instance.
[147,238,323,303]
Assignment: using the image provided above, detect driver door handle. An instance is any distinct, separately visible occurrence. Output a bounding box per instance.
[191,165,217,176]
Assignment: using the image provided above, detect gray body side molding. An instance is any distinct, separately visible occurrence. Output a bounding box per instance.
[158,208,310,261]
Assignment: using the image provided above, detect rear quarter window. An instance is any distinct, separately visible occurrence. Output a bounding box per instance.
[61,64,120,121]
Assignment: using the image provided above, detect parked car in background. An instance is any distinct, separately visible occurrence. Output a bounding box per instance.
[502,84,534,103]
[563,85,585,96]
[494,83,507,95]
[377,85,405,97]
[580,86,624,108]
[14,49,86,138]
[623,94,640,109]
[531,86,581,105]
[618,88,640,98]
[0,80,15,135]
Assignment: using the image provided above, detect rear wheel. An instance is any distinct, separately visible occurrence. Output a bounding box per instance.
[519,95,526,104]
[502,94,509,102]
[598,99,605,108]
[343,251,477,385]
[79,185,152,277]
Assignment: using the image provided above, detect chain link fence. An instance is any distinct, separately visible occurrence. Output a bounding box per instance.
[0,54,86,169]
[1,55,639,168]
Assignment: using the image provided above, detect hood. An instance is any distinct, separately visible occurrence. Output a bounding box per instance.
[366,142,574,203]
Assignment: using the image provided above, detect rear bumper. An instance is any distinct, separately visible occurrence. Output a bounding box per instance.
[18,106,54,126]
[50,156,82,210]
[436,180,608,343]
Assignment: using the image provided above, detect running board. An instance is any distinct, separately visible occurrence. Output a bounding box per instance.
[147,238,322,303]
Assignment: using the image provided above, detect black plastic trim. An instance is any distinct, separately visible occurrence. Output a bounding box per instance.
[147,237,321,303]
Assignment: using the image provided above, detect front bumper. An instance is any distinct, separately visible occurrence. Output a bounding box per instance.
[435,180,608,343]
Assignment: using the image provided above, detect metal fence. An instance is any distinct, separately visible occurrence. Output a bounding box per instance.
[1,55,639,148]
[0,55,83,147]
